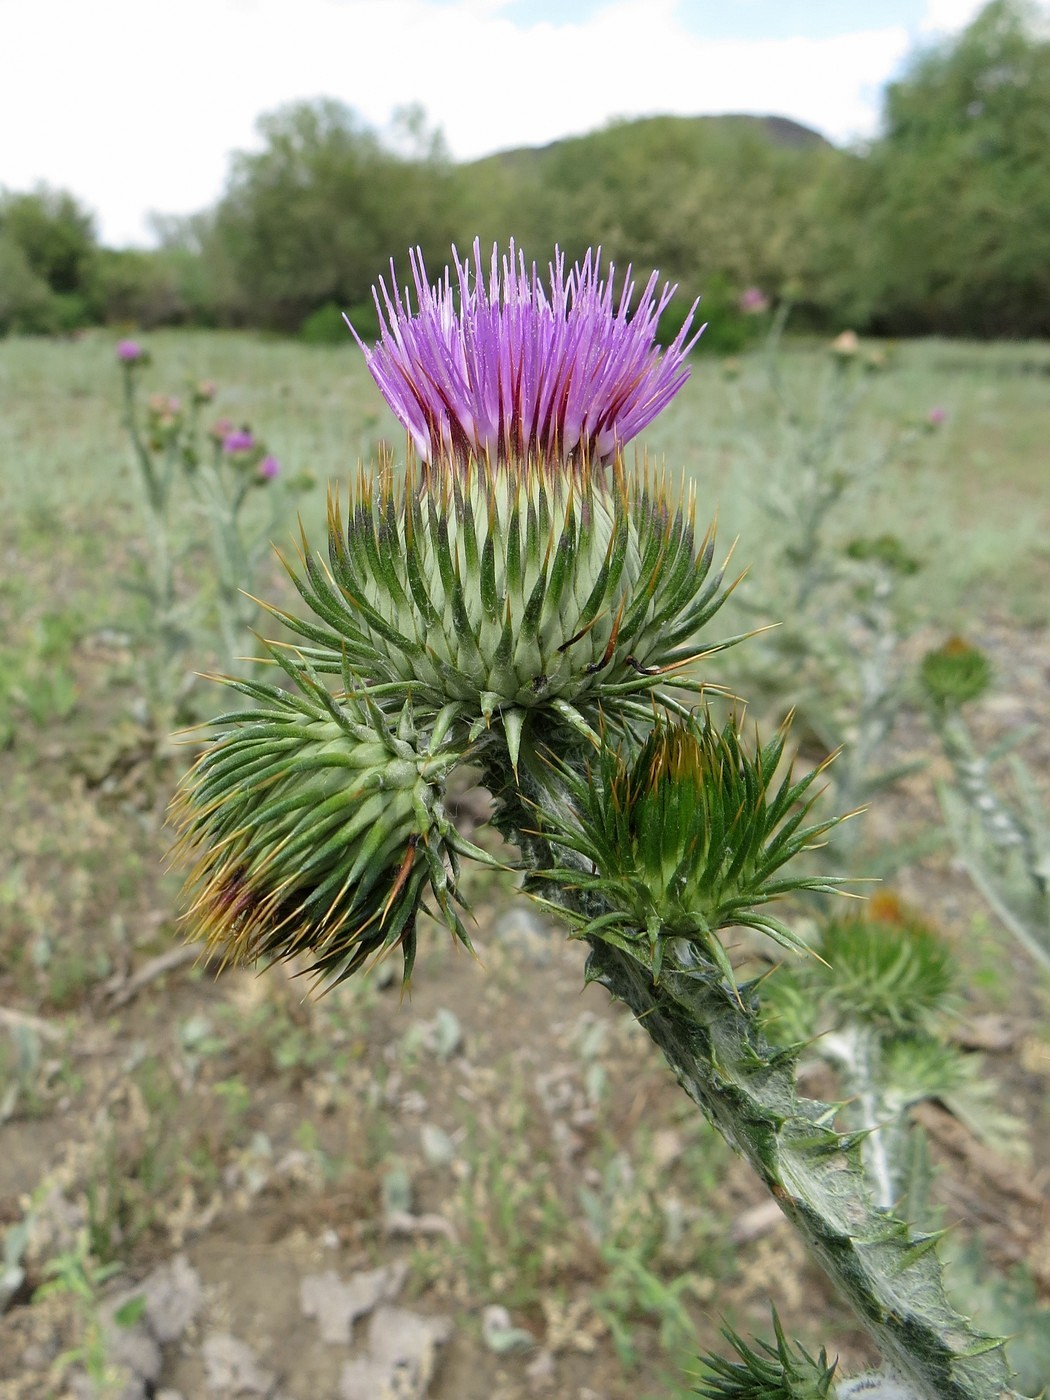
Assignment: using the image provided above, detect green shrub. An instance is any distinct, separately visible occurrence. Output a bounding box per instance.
[300,301,351,345]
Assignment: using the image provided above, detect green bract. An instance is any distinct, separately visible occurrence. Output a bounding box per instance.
[171,661,483,989]
[761,909,954,1040]
[263,454,738,767]
[535,714,846,986]
[815,914,953,1029]
[695,1312,838,1399]
[919,636,992,709]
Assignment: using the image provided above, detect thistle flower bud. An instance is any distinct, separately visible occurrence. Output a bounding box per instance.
[117,338,145,364]
[223,428,255,455]
[829,329,859,360]
[815,912,952,1030]
[536,714,845,985]
[266,455,737,767]
[738,287,769,315]
[919,636,992,708]
[844,534,920,576]
[145,392,183,446]
[171,672,479,989]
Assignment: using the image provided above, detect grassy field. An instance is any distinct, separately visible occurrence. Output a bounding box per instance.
[0,329,1047,1400]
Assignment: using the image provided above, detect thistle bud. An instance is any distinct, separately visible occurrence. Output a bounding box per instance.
[738,287,769,315]
[222,428,254,455]
[919,636,991,709]
[268,455,736,768]
[537,714,845,985]
[171,675,476,989]
[117,339,145,364]
[814,911,952,1030]
[146,393,183,446]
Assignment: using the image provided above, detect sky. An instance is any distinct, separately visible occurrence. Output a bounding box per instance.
[1,0,996,248]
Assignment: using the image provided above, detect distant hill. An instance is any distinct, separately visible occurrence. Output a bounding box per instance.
[465,113,831,177]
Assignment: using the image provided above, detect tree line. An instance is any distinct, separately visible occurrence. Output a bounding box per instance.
[2,0,1047,342]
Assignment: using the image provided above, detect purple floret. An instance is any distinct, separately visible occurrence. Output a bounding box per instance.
[350,240,704,466]
[223,430,255,454]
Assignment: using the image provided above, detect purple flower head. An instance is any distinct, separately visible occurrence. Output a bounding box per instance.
[738,287,769,315]
[258,454,280,480]
[927,405,947,427]
[223,429,255,455]
[350,240,704,466]
[117,339,143,363]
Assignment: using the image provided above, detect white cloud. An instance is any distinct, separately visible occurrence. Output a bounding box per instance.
[920,0,987,32]
[0,0,916,246]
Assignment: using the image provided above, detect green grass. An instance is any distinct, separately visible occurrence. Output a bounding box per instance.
[650,336,1050,623]
[1,331,1046,619]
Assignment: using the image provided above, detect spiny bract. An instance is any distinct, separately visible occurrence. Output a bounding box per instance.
[171,668,481,990]
[536,714,846,986]
[265,454,739,763]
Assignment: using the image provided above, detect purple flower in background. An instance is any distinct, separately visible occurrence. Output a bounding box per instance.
[927,405,947,427]
[738,287,769,315]
[117,339,143,363]
[350,240,704,466]
[223,429,255,454]
[258,454,280,480]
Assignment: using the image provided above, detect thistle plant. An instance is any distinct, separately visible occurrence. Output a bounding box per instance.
[722,342,929,870]
[117,342,302,733]
[921,636,1050,970]
[173,242,1028,1398]
[760,899,969,1213]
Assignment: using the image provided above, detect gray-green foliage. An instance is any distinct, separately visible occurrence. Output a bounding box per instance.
[758,907,965,1211]
[921,638,1050,970]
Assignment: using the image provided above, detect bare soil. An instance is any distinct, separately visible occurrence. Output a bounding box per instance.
[0,597,1047,1400]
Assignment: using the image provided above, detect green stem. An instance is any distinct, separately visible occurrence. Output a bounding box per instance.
[819,1025,897,1210]
[198,463,254,674]
[939,711,1034,862]
[121,368,165,514]
[483,749,1020,1400]
[583,941,1014,1400]
[934,708,1049,970]
[121,368,184,722]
